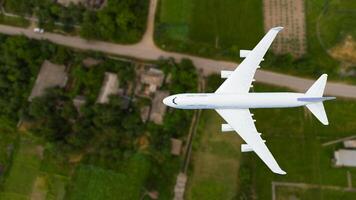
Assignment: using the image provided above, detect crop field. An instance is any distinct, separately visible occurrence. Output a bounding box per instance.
[0,136,42,199]
[238,84,356,199]
[66,154,150,200]
[185,110,242,200]
[156,0,264,60]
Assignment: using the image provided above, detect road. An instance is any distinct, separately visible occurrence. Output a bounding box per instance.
[0,0,355,98]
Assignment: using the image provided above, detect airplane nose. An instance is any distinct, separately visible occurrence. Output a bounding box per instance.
[163,96,171,106]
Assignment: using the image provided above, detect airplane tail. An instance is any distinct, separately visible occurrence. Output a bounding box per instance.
[301,74,335,125]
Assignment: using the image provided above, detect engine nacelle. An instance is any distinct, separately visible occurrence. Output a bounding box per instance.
[220,70,233,79]
[240,49,264,61]
[241,144,253,152]
[221,124,234,132]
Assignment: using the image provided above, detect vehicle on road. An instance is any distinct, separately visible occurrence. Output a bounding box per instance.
[163,27,336,175]
[33,28,44,34]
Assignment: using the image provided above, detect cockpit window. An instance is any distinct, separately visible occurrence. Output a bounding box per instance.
[172,97,177,105]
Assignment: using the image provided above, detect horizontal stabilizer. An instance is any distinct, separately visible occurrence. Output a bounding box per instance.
[306,102,329,125]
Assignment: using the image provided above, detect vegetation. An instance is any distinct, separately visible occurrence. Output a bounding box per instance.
[0,34,198,198]
[3,0,149,43]
[186,110,242,200]
[156,0,264,60]
[236,84,356,199]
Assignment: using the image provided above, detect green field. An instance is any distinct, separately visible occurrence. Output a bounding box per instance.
[186,110,242,199]
[66,154,150,200]
[0,136,42,199]
[238,84,356,199]
[156,0,264,60]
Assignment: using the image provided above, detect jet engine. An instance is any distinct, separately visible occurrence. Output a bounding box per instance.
[241,144,253,152]
[221,124,234,132]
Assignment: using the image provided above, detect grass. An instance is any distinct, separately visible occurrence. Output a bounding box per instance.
[66,154,150,200]
[0,15,29,28]
[185,110,242,199]
[156,0,264,60]
[0,136,42,198]
[237,84,356,199]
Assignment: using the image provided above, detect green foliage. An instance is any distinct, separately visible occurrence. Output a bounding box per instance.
[66,154,150,200]
[80,0,149,43]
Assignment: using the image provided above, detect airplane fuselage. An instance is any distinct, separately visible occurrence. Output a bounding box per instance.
[163,92,309,109]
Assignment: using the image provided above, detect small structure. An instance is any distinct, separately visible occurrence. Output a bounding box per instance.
[334,149,356,167]
[28,60,67,101]
[136,67,165,97]
[56,0,105,8]
[73,95,86,113]
[173,173,187,200]
[97,72,119,104]
[82,57,101,68]
[150,91,169,124]
[344,140,356,148]
[140,106,150,123]
[170,138,182,156]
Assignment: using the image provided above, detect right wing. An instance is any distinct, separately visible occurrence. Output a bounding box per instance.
[215,109,286,175]
[215,27,283,94]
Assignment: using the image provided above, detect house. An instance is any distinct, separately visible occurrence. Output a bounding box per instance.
[150,91,169,124]
[136,67,165,97]
[334,149,356,167]
[96,72,119,104]
[28,60,68,101]
[344,140,356,148]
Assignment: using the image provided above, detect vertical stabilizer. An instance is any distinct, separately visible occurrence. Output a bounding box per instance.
[305,74,327,96]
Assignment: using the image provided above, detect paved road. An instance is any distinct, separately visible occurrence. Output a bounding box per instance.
[0,0,355,98]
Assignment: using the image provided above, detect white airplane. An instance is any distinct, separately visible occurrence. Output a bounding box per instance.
[162,27,336,175]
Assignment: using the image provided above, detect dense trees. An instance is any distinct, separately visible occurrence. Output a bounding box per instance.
[4,0,149,43]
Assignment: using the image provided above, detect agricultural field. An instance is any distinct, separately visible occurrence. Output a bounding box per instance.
[0,135,69,200]
[66,155,150,200]
[155,0,264,60]
[185,110,242,200]
[238,84,356,199]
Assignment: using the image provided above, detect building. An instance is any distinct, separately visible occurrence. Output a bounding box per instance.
[344,140,356,148]
[334,149,356,167]
[96,72,120,104]
[170,138,182,156]
[56,0,105,8]
[28,60,68,101]
[82,57,101,68]
[136,67,165,97]
[150,91,169,124]
[73,95,86,113]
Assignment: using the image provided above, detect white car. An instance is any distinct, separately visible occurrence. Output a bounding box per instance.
[33,28,44,34]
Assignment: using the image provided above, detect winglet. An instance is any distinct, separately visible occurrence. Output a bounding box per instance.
[274,169,287,175]
[271,26,284,31]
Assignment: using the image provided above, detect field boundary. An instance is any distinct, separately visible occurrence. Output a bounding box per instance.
[271,180,356,200]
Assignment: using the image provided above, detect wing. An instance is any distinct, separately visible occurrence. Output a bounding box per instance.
[215,27,283,94]
[215,109,286,175]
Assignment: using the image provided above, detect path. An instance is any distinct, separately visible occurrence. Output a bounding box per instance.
[0,0,356,98]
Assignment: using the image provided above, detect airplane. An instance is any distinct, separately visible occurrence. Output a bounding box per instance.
[162,27,336,175]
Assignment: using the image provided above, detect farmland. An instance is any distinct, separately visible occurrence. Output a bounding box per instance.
[185,110,242,200]
[155,0,264,60]
[238,84,356,199]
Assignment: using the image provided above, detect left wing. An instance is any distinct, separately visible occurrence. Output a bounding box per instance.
[215,27,283,94]
[215,109,286,175]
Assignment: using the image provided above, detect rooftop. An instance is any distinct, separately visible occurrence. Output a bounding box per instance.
[150,91,169,124]
[334,149,356,167]
[28,60,67,101]
[96,72,119,104]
